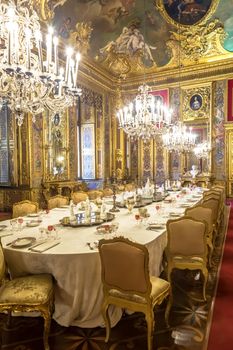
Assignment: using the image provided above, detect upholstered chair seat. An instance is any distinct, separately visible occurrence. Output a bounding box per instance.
[0,244,54,350]
[108,276,169,304]
[0,274,53,304]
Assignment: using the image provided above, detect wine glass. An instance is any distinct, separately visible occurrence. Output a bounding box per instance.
[47,225,54,240]
[135,214,140,225]
[155,204,161,215]
[10,219,18,232]
[112,222,119,234]
[17,217,24,233]
[39,227,45,240]
[54,225,61,240]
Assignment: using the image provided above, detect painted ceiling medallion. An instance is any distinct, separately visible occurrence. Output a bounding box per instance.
[156,0,220,28]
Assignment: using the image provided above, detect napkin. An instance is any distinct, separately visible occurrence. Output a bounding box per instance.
[0,231,12,238]
[30,240,60,253]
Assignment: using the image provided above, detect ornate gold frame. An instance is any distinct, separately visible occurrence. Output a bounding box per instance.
[181,83,212,122]
[156,0,220,29]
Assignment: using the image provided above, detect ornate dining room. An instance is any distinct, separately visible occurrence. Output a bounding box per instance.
[0,0,232,349]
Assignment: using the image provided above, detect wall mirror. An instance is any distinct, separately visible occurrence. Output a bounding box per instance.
[184,122,211,176]
[43,112,69,182]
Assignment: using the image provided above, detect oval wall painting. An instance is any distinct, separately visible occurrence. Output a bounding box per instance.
[157,0,220,27]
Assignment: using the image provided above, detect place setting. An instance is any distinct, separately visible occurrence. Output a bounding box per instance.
[5,223,62,253]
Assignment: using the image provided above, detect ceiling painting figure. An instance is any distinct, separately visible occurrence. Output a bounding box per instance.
[99,23,157,65]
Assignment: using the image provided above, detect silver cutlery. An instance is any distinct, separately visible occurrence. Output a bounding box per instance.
[87,242,94,250]
[27,239,48,250]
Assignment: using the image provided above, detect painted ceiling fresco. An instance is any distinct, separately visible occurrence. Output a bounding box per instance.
[51,0,233,72]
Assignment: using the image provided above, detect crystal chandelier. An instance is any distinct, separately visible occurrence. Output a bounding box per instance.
[117,84,172,141]
[0,0,82,126]
[162,123,197,153]
[194,141,211,159]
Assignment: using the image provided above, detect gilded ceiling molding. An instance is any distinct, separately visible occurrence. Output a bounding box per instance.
[69,22,93,56]
[165,19,229,68]
[33,0,68,21]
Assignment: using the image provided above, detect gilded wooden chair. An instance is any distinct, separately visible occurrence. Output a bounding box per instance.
[12,200,39,218]
[87,190,103,200]
[166,217,208,301]
[47,195,69,210]
[185,206,214,266]
[102,187,113,197]
[98,237,170,350]
[71,191,88,204]
[0,244,54,350]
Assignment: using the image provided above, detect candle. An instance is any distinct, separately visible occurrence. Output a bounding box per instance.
[35,30,43,72]
[25,27,31,70]
[6,7,15,66]
[46,26,53,73]
[7,22,14,65]
[74,52,81,88]
[65,47,73,84]
[58,67,64,96]
[53,36,59,76]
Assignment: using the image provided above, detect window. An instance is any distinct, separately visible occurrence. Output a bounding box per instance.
[0,104,10,185]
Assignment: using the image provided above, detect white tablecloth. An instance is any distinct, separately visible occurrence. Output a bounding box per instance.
[1,192,201,328]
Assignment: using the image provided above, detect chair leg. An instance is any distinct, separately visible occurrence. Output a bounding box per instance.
[207,241,213,268]
[41,311,51,350]
[6,310,12,328]
[102,301,111,343]
[165,292,172,327]
[202,268,208,301]
[145,308,154,350]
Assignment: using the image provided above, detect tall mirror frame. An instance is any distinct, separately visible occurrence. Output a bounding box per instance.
[43,111,70,182]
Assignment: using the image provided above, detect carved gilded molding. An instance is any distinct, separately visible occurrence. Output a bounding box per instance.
[33,0,68,21]
[165,19,228,68]
[69,22,93,56]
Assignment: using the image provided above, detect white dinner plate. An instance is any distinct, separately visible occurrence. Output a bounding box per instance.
[169,213,180,217]
[26,221,40,227]
[11,237,36,248]
[148,224,165,229]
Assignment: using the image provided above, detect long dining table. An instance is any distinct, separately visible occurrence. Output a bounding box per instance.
[1,190,202,328]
